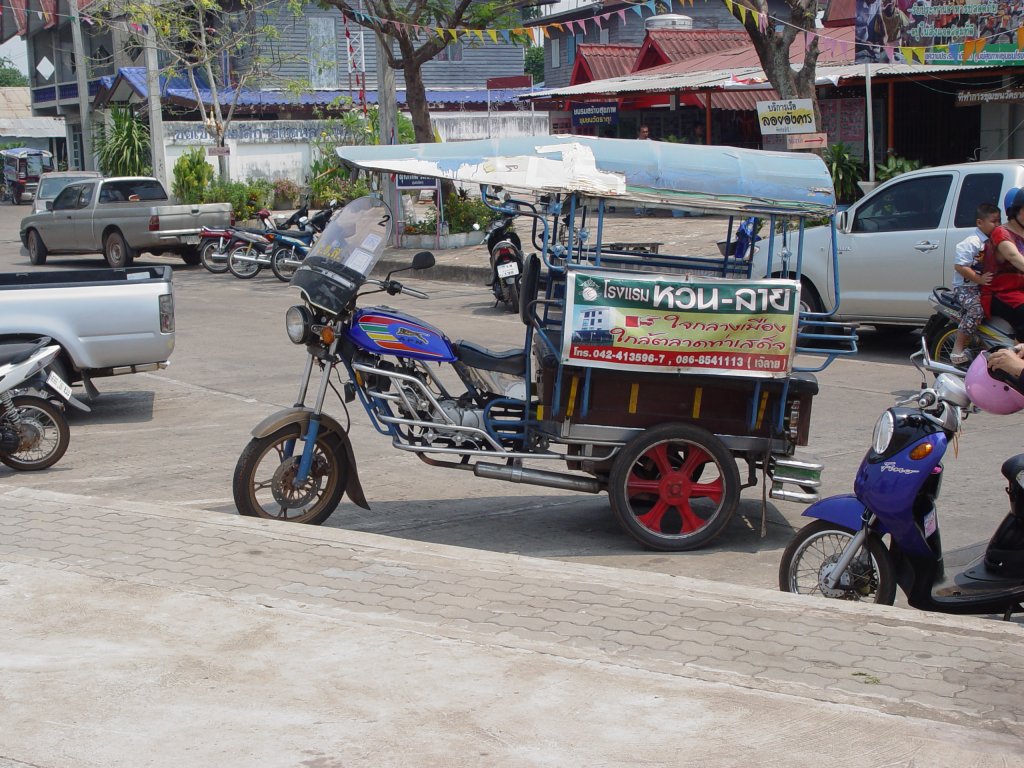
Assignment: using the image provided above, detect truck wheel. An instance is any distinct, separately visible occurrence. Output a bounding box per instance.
[26,229,48,265]
[180,247,202,266]
[104,231,135,268]
[609,423,739,551]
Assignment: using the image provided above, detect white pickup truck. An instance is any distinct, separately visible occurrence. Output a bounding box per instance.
[0,266,175,396]
[755,160,1024,328]
[18,176,232,268]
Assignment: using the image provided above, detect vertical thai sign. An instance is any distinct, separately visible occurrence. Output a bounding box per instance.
[563,271,801,377]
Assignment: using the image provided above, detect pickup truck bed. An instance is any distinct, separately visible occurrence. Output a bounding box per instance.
[0,266,175,390]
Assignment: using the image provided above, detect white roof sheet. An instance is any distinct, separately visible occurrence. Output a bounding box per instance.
[0,117,67,138]
[526,62,1002,99]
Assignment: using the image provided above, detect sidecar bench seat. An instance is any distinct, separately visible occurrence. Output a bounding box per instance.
[453,341,526,376]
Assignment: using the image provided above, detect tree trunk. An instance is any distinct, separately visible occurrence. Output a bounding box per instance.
[403,61,434,143]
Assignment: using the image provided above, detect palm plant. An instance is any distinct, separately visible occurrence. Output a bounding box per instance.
[94,107,151,177]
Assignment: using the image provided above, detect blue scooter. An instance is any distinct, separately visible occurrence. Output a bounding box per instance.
[779,368,1024,620]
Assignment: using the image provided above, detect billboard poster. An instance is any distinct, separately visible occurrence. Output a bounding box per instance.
[855,0,1024,65]
[562,271,801,378]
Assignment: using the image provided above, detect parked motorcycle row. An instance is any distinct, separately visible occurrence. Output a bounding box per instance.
[198,199,342,282]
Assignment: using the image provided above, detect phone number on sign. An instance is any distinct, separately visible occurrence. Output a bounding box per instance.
[573,347,785,370]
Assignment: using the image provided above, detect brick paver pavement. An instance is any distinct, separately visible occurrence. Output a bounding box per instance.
[1,483,1022,767]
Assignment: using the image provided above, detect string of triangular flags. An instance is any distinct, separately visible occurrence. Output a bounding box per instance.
[1,0,1020,65]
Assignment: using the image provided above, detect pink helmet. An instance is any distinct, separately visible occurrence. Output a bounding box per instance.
[965,354,1024,414]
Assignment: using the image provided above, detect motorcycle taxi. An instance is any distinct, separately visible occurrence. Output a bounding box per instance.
[233,136,856,551]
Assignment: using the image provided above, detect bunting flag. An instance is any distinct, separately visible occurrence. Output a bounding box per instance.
[900,46,913,63]
[594,14,604,29]
[976,38,987,55]
[885,45,895,62]
[487,29,497,43]
[617,9,626,23]
[473,28,484,42]
[963,39,976,60]
[499,28,510,44]
[738,5,746,24]
[630,3,645,17]
[541,26,550,39]
[758,10,767,33]
[1018,27,1024,51]
[645,0,656,14]
[724,0,734,15]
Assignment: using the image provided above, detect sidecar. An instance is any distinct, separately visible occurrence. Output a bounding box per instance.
[337,136,856,551]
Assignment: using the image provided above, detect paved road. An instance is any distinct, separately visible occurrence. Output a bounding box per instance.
[2,202,1022,594]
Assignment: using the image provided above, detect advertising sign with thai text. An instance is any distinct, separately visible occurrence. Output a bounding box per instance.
[756,99,816,135]
[855,1,1024,65]
[571,102,619,128]
[563,271,800,377]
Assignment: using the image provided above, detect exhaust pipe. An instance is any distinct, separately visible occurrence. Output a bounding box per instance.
[230,252,269,265]
[473,462,601,493]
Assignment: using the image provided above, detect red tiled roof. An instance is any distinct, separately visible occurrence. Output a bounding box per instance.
[638,25,855,75]
[571,43,641,84]
[635,29,754,70]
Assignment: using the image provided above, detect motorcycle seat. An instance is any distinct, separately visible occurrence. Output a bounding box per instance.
[932,286,959,310]
[453,341,526,376]
[0,340,47,367]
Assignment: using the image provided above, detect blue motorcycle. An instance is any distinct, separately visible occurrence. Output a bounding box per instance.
[779,364,1024,619]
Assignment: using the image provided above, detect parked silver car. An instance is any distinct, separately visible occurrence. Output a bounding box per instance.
[31,170,102,213]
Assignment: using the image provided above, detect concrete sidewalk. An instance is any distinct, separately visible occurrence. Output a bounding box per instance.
[1,484,1022,767]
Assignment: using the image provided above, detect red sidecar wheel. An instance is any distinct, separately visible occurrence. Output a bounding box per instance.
[609,424,739,551]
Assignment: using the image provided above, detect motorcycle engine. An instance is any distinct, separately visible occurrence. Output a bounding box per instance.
[438,400,486,431]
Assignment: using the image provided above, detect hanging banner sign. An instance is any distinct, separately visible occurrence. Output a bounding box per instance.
[562,271,800,377]
[571,102,619,128]
[855,2,1024,65]
[756,99,816,135]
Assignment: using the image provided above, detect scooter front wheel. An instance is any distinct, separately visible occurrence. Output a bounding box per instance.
[0,396,70,471]
[232,425,346,524]
[779,520,896,604]
[227,244,262,279]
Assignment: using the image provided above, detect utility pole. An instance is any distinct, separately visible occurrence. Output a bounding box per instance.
[69,0,93,170]
[374,30,398,244]
[144,26,167,190]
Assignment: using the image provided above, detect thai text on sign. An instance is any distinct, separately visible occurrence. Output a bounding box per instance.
[756,99,816,135]
[562,271,800,377]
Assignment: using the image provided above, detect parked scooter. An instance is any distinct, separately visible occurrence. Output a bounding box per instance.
[921,286,1015,366]
[227,201,340,280]
[483,214,523,312]
[0,337,88,470]
[269,200,341,282]
[779,357,1024,619]
[198,208,280,274]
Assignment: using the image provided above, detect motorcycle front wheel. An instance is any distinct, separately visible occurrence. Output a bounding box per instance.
[200,239,230,274]
[227,244,262,279]
[232,426,346,524]
[0,396,70,471]
[778,520,897,604]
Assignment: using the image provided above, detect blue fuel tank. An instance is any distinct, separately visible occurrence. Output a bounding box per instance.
[347,307,458,363]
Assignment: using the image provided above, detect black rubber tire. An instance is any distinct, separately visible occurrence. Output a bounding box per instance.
[227,244,261,279]
[609,423,740,551]
[103,231,135,268]
[798,279,824,315]
[180,247,202,266]
[27,229,48,265]
[501,279,520,313]
[0,395,70,471]
[200,238,230,274]
[232,425,347,525]
[270,246,298,282]
[778,519,897,605]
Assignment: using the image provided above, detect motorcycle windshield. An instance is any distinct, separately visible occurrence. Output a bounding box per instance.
[290,196,393,316]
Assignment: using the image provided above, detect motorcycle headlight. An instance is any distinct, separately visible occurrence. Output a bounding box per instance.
[285,305,313,345]
[872,409,895,454]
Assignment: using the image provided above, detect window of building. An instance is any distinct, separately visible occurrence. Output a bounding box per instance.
[308,17,339,89]
[599,27,609,44]
[551,37,560,69]
[567,35,577,67]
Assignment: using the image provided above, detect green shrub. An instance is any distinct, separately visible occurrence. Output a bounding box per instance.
[875,154,924,183]
[439,191,499,234]
[822,143,864,205]
[172,147,214,203]
[202,178,273,221]
[95,106,151,177]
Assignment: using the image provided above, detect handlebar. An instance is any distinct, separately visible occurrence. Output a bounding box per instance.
[368,278,430,300]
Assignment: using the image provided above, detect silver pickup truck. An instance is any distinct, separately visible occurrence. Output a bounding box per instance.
[0,266,175,395]
[19,176,232,268]
[754,160,1024,328]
